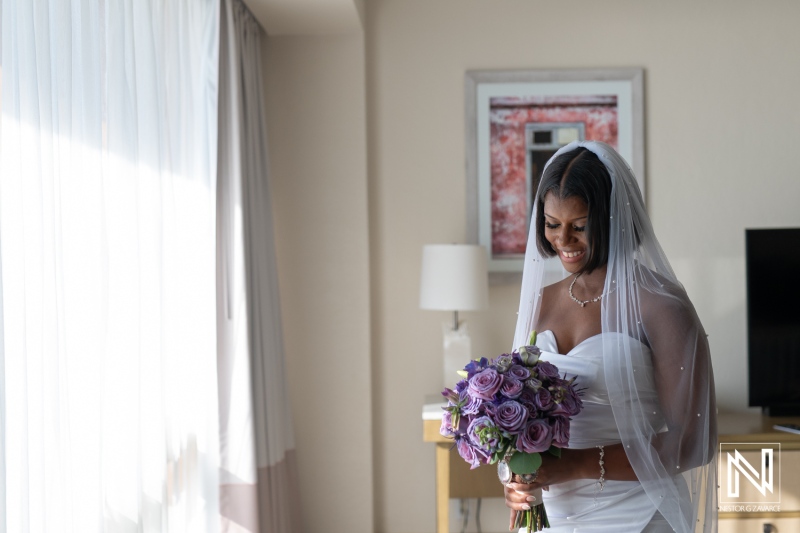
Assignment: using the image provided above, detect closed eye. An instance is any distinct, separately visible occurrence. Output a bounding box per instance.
[546,222,586,232]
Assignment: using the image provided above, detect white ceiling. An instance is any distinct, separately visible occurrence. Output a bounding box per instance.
[243,0,363,36]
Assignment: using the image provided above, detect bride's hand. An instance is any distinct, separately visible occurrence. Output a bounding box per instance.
[504,476,543,511]
[503,450,588,529]
[506,450,578,493]
[504,479,541,531]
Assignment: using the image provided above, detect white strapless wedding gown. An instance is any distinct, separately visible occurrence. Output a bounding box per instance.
[520,330,672,533]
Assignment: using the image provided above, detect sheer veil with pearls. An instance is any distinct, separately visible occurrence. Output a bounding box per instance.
[513,141,718,532]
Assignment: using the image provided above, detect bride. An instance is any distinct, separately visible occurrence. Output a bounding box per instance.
[504,142,717,532]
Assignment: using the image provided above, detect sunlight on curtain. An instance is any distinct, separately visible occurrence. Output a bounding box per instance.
[0,1,220,531]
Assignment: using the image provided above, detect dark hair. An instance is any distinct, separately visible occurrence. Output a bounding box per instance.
[535,147,613,274]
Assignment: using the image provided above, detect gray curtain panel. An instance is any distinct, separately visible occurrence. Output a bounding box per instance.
[216,0,301,531]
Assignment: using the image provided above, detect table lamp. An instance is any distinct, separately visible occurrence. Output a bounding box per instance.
[419,244,489,390]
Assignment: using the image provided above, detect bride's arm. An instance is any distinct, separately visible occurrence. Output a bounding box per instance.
[504,443,637,518]
[645,291,717,472]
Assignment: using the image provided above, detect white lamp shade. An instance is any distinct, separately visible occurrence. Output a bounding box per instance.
[419,244,489,311]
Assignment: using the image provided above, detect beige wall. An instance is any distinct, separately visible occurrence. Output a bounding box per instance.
[263,33,373,532]
[265,0,800,531]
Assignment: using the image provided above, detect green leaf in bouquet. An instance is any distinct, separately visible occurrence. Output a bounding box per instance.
[547,445,561,458]
[508,451,542,475]
[528,330,537,346]
[456,370,468,379]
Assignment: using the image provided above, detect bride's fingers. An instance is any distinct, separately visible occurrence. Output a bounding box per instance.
[506,481,543,493]
[504,484,539,511]
[505,499,533,511]
[508,509,516,531]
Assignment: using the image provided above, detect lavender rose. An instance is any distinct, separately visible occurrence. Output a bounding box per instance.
[461,393,485,416]
[516,418,553,454]
[500,377,524,399]
[494,354,514,373]
[525,377,543,391]
[468,367,503,401]
[536,361,560,380]
[533,386,554,412]
[457,437,488,470]
[493,400,528,433]
[552,387,582,417]
[518,389,539,416]
[508,364,531,381]
[550,415,571,448]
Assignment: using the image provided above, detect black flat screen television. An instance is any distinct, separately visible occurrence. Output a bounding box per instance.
[746,228,800,415]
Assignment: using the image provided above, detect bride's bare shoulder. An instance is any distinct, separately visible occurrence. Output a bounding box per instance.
[542,277,568,301]
[637,270,701,331]
[539,277,569,317]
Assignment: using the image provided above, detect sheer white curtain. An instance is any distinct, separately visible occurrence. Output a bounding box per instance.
[216,1,300,532]
[1,1,220,531]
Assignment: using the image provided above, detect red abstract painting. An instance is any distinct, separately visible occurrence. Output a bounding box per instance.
[489,95,618,256]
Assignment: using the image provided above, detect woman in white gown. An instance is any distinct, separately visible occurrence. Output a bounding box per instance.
[504,142,717,532]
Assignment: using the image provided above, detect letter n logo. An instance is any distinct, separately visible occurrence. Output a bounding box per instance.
[727,448,773,497]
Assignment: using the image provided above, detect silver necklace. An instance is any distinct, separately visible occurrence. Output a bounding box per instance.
[568,273,604,308]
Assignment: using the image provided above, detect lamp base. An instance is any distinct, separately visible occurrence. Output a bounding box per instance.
[442,321,472,390]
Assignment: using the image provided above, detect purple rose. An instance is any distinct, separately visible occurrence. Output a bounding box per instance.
[533,387,554,412]
[494,354,514,373]
[518,389,538,416]
[516,419,552,454]
[536,361,559,380]
[550,415,570,448]
[457,437,488,470]
[461,393,485,416]
[467,415,501,453]
[525,376,543,390]
[493,400,528,433]
[500,377,524,399]
[552,387,582,417]
[508,364,531,381]
[468,368,503,400]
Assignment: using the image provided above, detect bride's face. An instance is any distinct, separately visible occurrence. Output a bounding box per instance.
[543,193,590,274]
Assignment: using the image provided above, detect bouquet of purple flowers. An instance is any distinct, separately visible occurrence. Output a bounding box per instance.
[440,332,583,532]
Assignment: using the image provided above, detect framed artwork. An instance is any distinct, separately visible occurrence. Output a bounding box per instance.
[465,68,645,279]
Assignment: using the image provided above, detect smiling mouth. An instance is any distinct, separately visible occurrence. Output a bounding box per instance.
[561,250,584,259]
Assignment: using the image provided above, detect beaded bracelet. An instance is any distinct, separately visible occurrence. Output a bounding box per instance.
[594,445,606,503]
